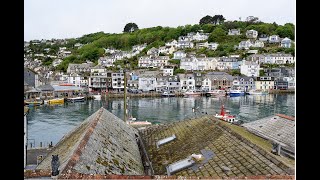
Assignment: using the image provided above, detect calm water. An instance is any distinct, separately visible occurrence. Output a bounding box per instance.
[26,94,295,147]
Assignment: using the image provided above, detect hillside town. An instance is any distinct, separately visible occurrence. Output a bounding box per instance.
[24,27,295,97]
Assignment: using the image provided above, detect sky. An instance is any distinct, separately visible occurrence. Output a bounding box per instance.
[24,0,295,41]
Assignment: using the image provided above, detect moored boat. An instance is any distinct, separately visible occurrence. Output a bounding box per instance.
[205,89,226,97]
[214,104,238,123]
[229,86,245,97]
[247,89,269,95]
[24,100,43,106]
[48,98,64,104]
[66,96,85,102]
[161,91,175,97]
[127,117,152,126]
[93,94,101,100]
[184,90,202,97]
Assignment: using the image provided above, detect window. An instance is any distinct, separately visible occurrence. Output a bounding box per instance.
[176,83,179,85]
[170,83,172,85]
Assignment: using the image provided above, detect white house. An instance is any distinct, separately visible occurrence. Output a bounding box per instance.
[165,40,178,47]
[201,78,212,91]
[263,53,295,64]
[239,40,253,50]
[240,60,260,77]
[163,66,174,76]
[246,29,258,39]
[138,56,169,68]
[268,35,280,43]
[138,71,161,91]
[196,42,209,49]
[281,37,292,48]
[208,42,219,50]
[132,43,147,51]
[216,57,240,70]
[147,47,159,56]
[180,57,217,71]
[259,34,269,42]
[173,51,186,59]
[255,77,275,90]
[189,32,209,41]
[178,73,196,91]
[252,40,264,48]
[52,59,63,67]
[90,65,106,73]
[177,41,194,49]
[283,77,295,89]
[67,73,82,87]
[228,29,241,35]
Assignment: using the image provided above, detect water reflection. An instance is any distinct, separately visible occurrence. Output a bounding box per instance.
[27,94,295,146]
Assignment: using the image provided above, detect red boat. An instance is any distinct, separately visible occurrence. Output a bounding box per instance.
[214,105,237,123]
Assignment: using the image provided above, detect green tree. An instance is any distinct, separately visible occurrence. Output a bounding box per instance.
[199,15,213,25]
[212,15,226,25]
[208,27,227,43]
[123,23,139,33]
[275,24,295,40]
[259,70,265,76]
[174,68,186,75]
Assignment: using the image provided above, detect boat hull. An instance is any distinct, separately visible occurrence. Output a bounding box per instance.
[66,97,85,102]
[93,95,101,100]
[48,98,64,104]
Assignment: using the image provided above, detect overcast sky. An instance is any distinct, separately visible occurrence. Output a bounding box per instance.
[24,0,295,41]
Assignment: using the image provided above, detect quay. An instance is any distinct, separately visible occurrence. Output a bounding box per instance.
[24,107,294,179]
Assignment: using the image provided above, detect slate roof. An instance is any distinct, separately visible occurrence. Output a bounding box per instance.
[139,116,294,178]
[36,107,144,175]
[37,84,54,91]
[242,114,295,151]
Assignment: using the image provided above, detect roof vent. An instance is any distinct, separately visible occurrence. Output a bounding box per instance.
[156,134,176,148]
[166,157,195,175]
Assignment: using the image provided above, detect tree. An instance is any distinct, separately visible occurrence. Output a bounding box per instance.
[199,15,213,25]
[123,23,139,33]
[208,27,227,43]
[275,24,295,40]
[212,15,226,25]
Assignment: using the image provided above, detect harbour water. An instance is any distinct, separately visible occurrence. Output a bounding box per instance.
[26,94,295,147]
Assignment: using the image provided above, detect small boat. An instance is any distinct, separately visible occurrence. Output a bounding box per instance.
[214,104,238,123]
[24,100,43,106]
[48,98,64,104]
[161,91,175,97]
[66,96,85,102]
[93,94,101,100]
[184,90,202,97]
[127,116,152,126]
[247,89,269,95]
[229,86,245,97]
[205,89,226,97]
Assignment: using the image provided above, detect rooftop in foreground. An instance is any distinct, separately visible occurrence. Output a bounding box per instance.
[25,108,294,179]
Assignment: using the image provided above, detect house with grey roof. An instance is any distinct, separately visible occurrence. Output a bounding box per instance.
[240,60,260,77]
[177,73,196,91]
[173,51,186,59]
[281,37,292,48]
[268,35,281,43]
[147,47,159,56]
[205,72,234,89]
[166,75,180,92]
[208,42,219,50]
[24,67,43,88]
[238,40,252,50]
[246,29,258,39]
[232,76,255,91]
[177,40,194,49]
[216,57,241,70]
[228,28,241,35]
[138,71,162,91]
[259,34,269,42]
[67,63,94,74]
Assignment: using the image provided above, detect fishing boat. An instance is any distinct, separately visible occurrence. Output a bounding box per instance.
[205,89,226,97]
[247,89,269,95]
[229,86,245,97]
[184,90,202,97]
[161,91,175,97]
[214,104,238,123]
[66,96,85,102]
[24,100,43,106]
[48,98,64,104]
[93,93,101,100]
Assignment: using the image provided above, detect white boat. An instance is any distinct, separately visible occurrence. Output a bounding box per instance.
[161,91,175,97]
[93,94,101,100]
[229,86,245,97]
[205,89,226,97]
[66,96,85,102]
[247,89,269,95]
[214,104,238,123]
[184,90,202,97]
[127,117,151,126]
